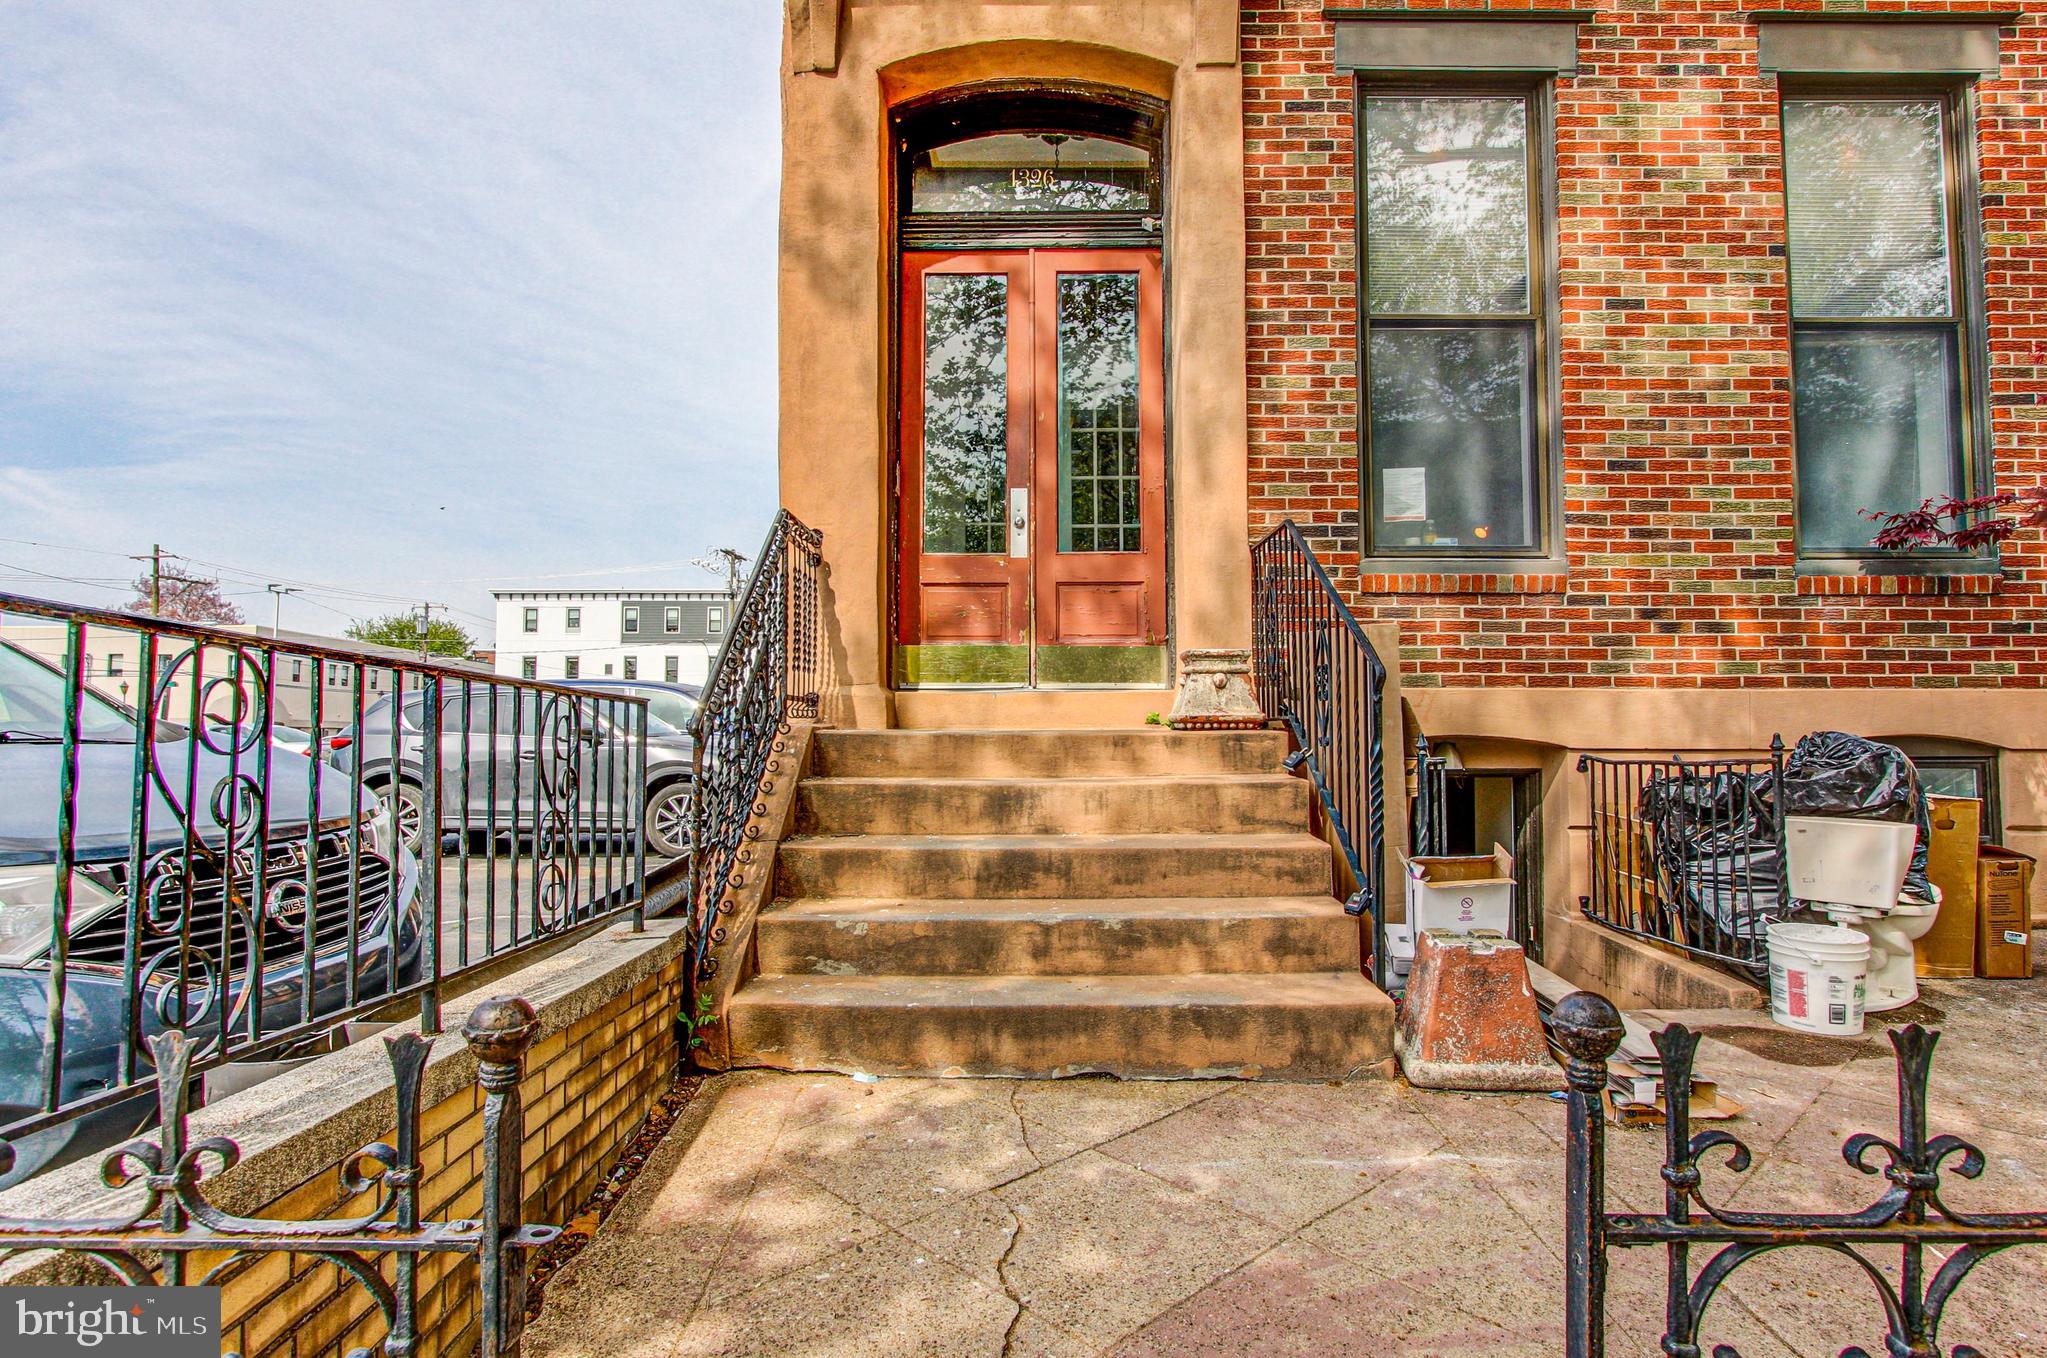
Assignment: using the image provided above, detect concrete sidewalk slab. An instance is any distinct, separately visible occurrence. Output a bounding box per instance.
[528,973,2047,1358]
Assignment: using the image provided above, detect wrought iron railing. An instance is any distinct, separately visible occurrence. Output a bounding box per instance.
[0,593,658,1186]
[1578,739,1788,978]
[1554,990,2047,1358]
[686,510,822,980]
[1251,520,1391,988]
[1411,733,1450,858]
[0,997,555,1358]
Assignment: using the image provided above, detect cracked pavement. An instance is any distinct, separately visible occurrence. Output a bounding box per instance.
[526,971,2047,1357]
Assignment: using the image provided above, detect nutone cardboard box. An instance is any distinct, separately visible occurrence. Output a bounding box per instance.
[1919,796,1981,979]
[1977,844,2036,980]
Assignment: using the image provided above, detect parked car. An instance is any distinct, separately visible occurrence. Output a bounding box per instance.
[561,678,702,736]
[327,685,696,859]
[0,641,422,1187]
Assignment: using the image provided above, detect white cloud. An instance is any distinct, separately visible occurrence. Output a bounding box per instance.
[0,2,784,634]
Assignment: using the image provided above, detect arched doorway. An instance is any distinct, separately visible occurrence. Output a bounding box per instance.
[892,86,1168,689]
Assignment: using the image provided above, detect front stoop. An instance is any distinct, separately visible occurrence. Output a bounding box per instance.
[725,729,1394,1080]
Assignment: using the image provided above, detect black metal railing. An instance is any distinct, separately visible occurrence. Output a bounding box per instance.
[1411,732,1450,857]
[1554,990,2047,1358]
[687,510,822,981]
[0,997,555,1358]
[1251,520,1390,987]
[0,593,658,1185]
[1578,738,1788,977]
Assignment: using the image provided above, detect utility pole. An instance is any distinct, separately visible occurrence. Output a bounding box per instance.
[416,602,437,661]
[150,544,162,614]
[267,584,302,637]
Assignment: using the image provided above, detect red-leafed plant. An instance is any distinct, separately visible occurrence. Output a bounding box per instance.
[1865,488,2047,551]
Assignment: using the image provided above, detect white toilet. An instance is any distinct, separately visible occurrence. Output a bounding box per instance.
[1819,890,1940,1012]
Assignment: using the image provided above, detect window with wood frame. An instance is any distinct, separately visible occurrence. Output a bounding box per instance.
[1361,87,1551,557]
[1782,89,1982,557]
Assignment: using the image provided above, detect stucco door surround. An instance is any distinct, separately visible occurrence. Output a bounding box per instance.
[896,246,1166,688]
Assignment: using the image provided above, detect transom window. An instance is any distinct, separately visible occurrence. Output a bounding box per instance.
[911,133,1152,215]
[1783,92,1978,557]
[1362,90,1547,556]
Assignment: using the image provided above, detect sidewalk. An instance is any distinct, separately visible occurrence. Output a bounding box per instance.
[526,974,2047,1358]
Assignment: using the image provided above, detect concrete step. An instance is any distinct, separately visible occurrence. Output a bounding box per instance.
[757,896,1359,977]
[794,774,1309,837]
[726,972,1395,1080]
[774,833,1331,901]
[811,729,1289,779]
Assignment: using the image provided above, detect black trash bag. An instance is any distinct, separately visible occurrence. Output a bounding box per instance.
[1777,732,1933,903]
[1639,769,1787,964]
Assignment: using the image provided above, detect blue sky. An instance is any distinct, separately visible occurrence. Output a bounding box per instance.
[0,4,782,639]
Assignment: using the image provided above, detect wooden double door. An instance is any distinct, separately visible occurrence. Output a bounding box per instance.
[897,249,1166,687]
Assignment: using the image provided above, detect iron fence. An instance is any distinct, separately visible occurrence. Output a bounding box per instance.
[1411,733,1450,858]
[0,593,660,1187]
[687,510,822,980]
[1554,990,2047,1358]
[0,997,554,1358]
[1578,739,1788,977]
[1251,520,1390,988]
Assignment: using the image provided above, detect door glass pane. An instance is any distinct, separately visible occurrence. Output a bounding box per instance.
[921,272,1009,555]
[1365,96,1530,316]
[1056,273,1141,553]
[1784,99,1951,318]
[912,134,1152,213]
[1792,328,1959,551]
[1368,326,1536,550]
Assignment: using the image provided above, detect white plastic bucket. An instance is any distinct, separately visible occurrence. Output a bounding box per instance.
[1767,921,1870,1037]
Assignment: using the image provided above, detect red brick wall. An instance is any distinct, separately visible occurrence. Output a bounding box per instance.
[1242,0,2047,690]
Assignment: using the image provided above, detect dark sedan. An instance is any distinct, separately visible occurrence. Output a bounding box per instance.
[0,641,423,1186]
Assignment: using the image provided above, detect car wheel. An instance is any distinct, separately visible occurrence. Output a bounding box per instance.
[645,782,691,859]
[376,780,428,853]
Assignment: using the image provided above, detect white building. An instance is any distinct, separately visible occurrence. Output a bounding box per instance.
[490,589,729,687]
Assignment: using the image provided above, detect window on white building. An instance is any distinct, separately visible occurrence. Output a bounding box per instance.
[566,607,581,632]
[664,655,679,683]
[522,607,539,633]
[564,656,581,679]
[623,656,638,679]
[521,656,537,680]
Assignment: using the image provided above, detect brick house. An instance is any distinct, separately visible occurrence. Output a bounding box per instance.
[755,1,2044,1067]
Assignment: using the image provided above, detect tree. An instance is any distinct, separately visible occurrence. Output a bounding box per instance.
[124,570,246,623]
[1866,488,2047,551]
[345,613,476,659]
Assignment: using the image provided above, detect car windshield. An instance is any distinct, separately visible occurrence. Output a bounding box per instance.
[0,643,138,742]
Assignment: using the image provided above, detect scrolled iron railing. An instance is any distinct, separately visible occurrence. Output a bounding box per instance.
[1251,520,1391,989]
[1554,990,2047,1358]
[686,509,822,981]
[0,998,555,1358]
[0,592,659,1187]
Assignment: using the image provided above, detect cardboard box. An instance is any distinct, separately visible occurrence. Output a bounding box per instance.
[1919,796,1981,978]
[1403,844,1515,939]
[1977,844,2036,980]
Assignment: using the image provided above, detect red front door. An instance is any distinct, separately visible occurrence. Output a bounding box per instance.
[897,248,1166,687]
